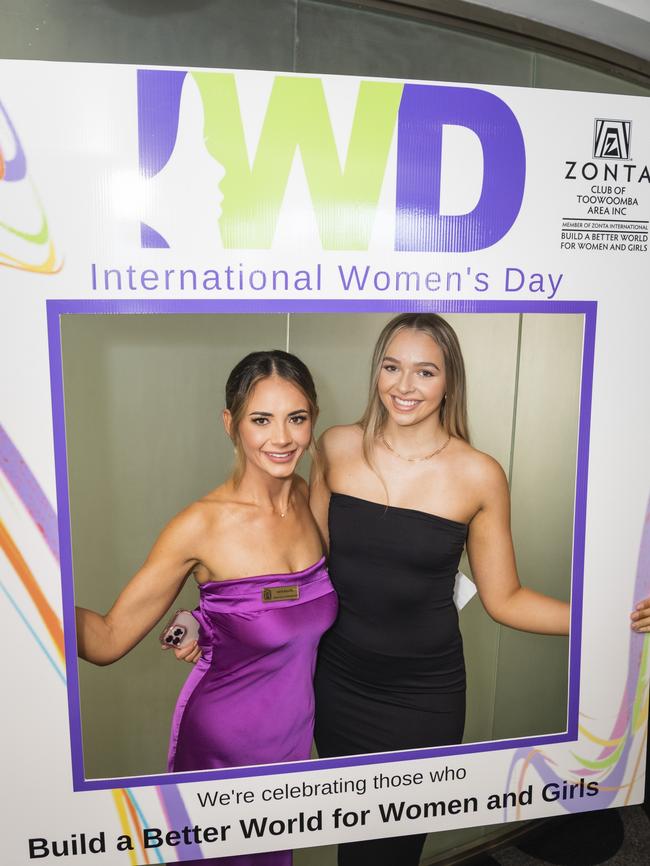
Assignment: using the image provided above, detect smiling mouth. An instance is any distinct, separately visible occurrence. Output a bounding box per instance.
[263,450,298,462]
[390,396,421,411]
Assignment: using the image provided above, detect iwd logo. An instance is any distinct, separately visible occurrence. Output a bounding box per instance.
[137,71,526,253]
[0,100,59,273]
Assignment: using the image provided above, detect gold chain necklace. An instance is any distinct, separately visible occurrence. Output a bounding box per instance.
[380,432,451,463]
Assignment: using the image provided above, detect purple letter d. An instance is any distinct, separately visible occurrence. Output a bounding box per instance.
[395,85,525,252]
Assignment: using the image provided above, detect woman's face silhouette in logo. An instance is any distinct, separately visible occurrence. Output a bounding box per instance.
[138,74,225,253]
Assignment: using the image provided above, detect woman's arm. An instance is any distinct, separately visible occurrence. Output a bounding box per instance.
[76,507,204,665]
[466,458,570,636]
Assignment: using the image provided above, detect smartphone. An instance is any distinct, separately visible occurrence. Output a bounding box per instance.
[159,610,199,649]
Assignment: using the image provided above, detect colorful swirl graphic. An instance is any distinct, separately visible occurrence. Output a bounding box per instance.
[505,501,650,820]
[0,423,198,862]
[0,101,61,274]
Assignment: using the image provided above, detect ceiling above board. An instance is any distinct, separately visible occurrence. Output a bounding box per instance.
[466,0,650,61]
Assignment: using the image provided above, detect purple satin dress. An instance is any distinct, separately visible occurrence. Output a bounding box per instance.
[168,556,337,866]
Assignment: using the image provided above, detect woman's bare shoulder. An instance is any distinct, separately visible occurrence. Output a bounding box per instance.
[141,500,211,565]
[319,424,363,455]
[451,439,508,492]
[169,485,234,537]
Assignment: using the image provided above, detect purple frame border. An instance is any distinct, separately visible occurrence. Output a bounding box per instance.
[46,297,596,793]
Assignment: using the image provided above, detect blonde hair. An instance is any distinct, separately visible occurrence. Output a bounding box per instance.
[225,351,319,486]
[359,314,470,470]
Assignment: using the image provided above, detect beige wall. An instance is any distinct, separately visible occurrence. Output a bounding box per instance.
[62,311,579,789]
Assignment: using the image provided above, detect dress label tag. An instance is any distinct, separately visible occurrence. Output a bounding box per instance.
[262,585,300,602]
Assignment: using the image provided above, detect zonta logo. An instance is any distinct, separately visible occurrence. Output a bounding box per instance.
[137,70,526,252]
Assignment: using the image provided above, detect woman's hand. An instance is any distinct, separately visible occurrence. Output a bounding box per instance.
[631,599,650,633]
[166,640,202,664]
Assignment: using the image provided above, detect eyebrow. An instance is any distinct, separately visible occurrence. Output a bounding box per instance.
[383,355,441,371]
[247,409,310,417]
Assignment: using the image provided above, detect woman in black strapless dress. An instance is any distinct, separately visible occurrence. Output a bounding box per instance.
[311,313,571,866]
[171,318,650,866]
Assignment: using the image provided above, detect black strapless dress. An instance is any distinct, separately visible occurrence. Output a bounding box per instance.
[314,493,468,866]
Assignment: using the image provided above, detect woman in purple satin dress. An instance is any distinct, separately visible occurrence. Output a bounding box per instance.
[76,351,338,866]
